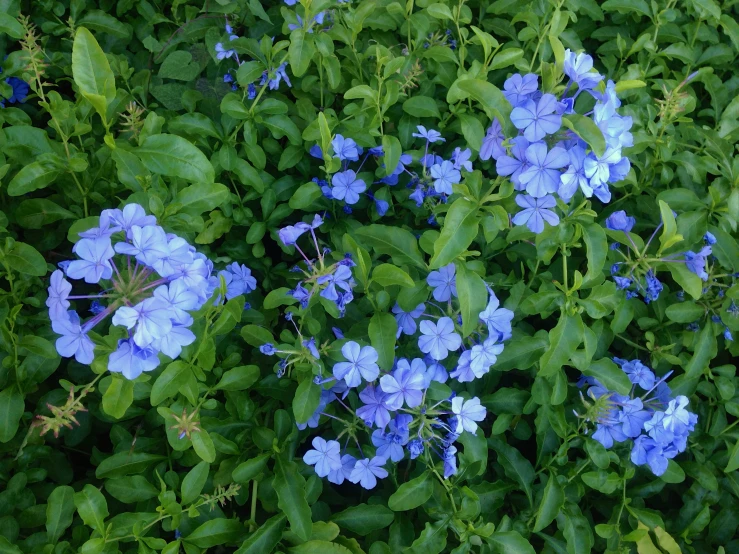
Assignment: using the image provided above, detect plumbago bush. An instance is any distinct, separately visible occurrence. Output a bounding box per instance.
[1,0,739,553]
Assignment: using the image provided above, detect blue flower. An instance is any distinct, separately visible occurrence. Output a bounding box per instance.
[519,142,569,198]
[4,77,29,104]
[52,311,95,364]
[392,302,425,337]
[685,246,711,281]
[512,194,559,234]
[331,170,366,204]
[592,412,628,448]
[496,136,530,188]
[108,338,160,380]
[303,437,342,477]
[67,238,115,283]
[154,324,196,359]
[418,317,462,360]
[371,417,411,462]
[618,398,651,438]
[469,337,504,376]
[563,49,603,90]
[374,198,389,216]
[379,359,426,409]
[107,204,157,235]
[112,298,173,348]
[215,42,236,60]
[221,262,258,298]
[583,147,622,190]
[621,360,655,390]
[450,350,474,382]
[303,337,320,359]
[662,396,691,434]
[427,263,457,302]
[724,327,733,341]
[502,73,538,106]
[644,270,663,302]
[430,160,460,195]
[412,125,445,143]
[47,270,72,321]
[349,456,388,489]
[613,276,632,290]
[451,396,486,433]
[332,134,361,161]
[704,231,717,245]
[510,94,561,141]
[605,210,635,232]
[408,439,424,459]
[452,147,473,172]
[442,445,458,478]
[479,118,506,161]
[631,436,669,476]
[114,225,169,266]
[357,385,391,429]
[333,341,379,387]
[557,145,588,202]
[327,454,357,485]
[317,265,354,302]
[153,280,200,324]
[291,283,312,307]
[478,291,513,340]
[409,186,426,207]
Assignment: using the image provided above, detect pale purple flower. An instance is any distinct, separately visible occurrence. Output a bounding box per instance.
[495,136,530,189]
[412,125,445,143]
[331,170,366,204]
[349,456,388,489]
[47,270,72,321]
[108,338,160,379]
[392,303,425,337]
[333,341,379,387]
[430,161,460,195]
[502,73,538,106]
[427,263,457,302]
[303,437,342,477]
[379,360,426,409]
[418,317,462,360]
[52,312,95,364]
[510,94,562,141]
[451,397,486,434]
[518,142,569,198]
[512,194,559,234]
[480,118,506,160]
[67,238,115,283]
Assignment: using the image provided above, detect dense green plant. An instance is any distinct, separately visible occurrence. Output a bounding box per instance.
[0,0,738,553]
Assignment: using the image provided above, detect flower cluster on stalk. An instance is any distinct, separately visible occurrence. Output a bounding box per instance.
[47,203,256,379]
[578,359,696,476]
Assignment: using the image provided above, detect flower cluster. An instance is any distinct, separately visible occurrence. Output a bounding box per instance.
[578,359,696,476]
[47,204,256,379]
[275,262,513,488]
[482,50,632,233]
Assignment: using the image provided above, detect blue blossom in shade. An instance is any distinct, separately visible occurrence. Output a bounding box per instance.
[427,263,457,302]
[153,237,194,277]
[622,360,655,390]
[631,436,669,476]
[303,437,342,477]
[563,49,603,90]
[112,298,173,348]
[223,73,234,84]
[557,145,588,202]
[469,337,504,376]
[724,327,733,341]
[510,94,562,141]
[479,291,514,340]
[47,270,72,321]
[297,391,332,430]
[512,194,559,234]
[372,416,411,462]
[66,238,115,283]
[423,358,449,386]
[309,144,323,159]
[704,231,716,245]
[451,397,486,434]
[357,385,391,429]
[114,225,169,266]
[452,147,473,172]
[418,317,462,361]
[430,161,460,195]
[291,283,312,308]
[245,82,256,99]
[303,337,320,359]
[380,360,426,409]
[480,118,506,161]
[331,170,366,204]
[350,456,388,489]
[519,142,569,197]
[502,73,538,106]
[270,63,292,89]
[89,301,105,315]
[583,147,622,189]
[153,280,200,324]
[284,0,298,4]
[333,341,379,387]
[644,270,663,302]
[618,398,652,438]
[685,246,711,281]
[442,445,458,478]
[221,262,258,298]
[412,125,445,143]
[108,204,157,235]
[79,211,122,240]
[605,210,636,232]
[409,186,425,207]
[332,327,344,339]
[592,411,628,448]
[380,153,412,185]
[614,276,632,290]
[154,324,196,359]
[392,303,425,337]
[421,153,444,169]
[327,454,357,485]
[495,136,530,188]
[332,134,361,161]
[215,42,236,60]
[374,198,389,216]
[279,223,310,246]
[450,350,474,382]
[317,265,354,302]
[3,77,29,104]
[408,439,424,459]
[663,396,691,434]
[107,339,160,380]
[52,311,95,364]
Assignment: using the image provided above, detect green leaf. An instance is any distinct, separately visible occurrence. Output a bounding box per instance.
[331,504,394,536]
[5,241,47,277]
[563,508,594,554]
[388,471,433,511]
[354,224,426,269]
[290,182,323,209]
[294,379,321,425]
[405,521,447,554]
[95,452,166,478]
[708,225,739,273]
[232,453,271,483]
[539,313,583,377]
[216,365,261,391]
[456,262,487,337]
[16,199,75,229]
[77,10,131,39]
[486,531,535,554]
[235,514,286,554]
[104,476,159,503]
[274,454,313,541]
[150,361,190,406]
[489,438,534,507]
[489,48,524,70]
[289,541,352,554]
[181,461,209,505]
[581,222,607,287]
[137,134,215,183]
[159,51,201,81]
[7,162,60,196]
[18,336,56,359]
[72,27,116,122]
[262,114,302,145]
[0,387,24,442]
[430,198,480,269]
[657,200,680,252]
[241,324,274,347]
[0,13,24,38]
[561,114,606,157]
[602,0,651,17]
[192,429,216,463]
[665,302,705,323]
[583,358,631,395]
[369,312,397,371]
[372,264,414,287]
[0,536,22,554]
[101,377,134,419]
[533,475,564,532]
[46,486,75,544]
[665,261,702,300]
[403,96,441,119]
[381,135,401,178]
[236,61,267,87]
[492,333,549,371]
[74,484,109,531]
[289,29,315,77]
[426,3,454,19]
[185,518,243,548]
[455,80,514,136]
